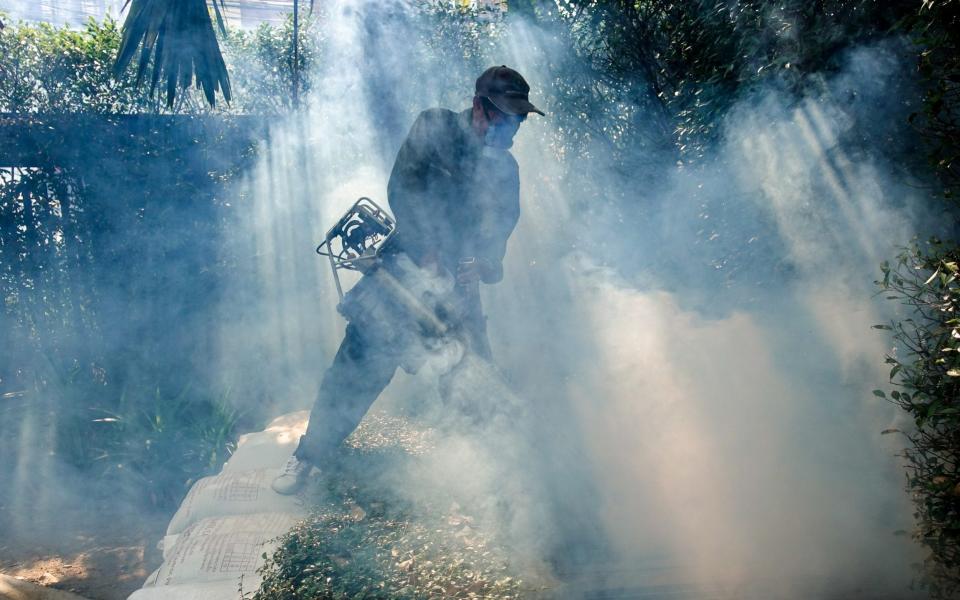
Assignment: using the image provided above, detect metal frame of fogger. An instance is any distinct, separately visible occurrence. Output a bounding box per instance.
[316,197,397,301]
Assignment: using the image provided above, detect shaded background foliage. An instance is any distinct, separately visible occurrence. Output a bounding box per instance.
[0,11,316,522]
[0,114,260,512]
[487,1,933,306]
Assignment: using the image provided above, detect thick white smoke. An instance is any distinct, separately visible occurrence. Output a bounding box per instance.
[217,2,934,596]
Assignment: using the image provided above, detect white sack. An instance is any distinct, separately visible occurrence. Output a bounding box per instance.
[174,512,301,544]
[166,468,307,535]
[222,431,299,474]
[141,568,160,588]
[160,534,179,562]
[145,530,272,587]
[265,410,309,431]
[162,511,300,562]
[145,514,299,587]
[219,411,308,474]
[127,580,247,600]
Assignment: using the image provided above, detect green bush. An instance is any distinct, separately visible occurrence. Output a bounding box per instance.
[908,0,960,204]
[878,241,960,597]
[80,381,241,509]
[528,0,916,169]
[222,15,321,113]
[0,12,319,114]
[875,2,960,593]
[253,421,528,600]
[0,14,286,511]
[0,15,151,113]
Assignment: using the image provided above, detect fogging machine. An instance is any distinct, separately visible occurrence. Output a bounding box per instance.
[316,197,397,301]
[314,197,475,341]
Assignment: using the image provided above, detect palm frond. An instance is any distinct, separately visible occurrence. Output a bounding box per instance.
[115,0,231,108]
[211,0,228,36]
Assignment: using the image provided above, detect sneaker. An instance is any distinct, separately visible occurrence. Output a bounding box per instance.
[271,454,313,495]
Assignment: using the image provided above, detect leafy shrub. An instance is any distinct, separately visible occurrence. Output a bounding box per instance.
[85,382,240,509]
[220,14,322,113]
[0,15,151,113]
[0,12,319,114]
[908,0,960,203]
[878,241,960,597]
[0,15,283,511]
[875,3,960,593]
[253,416,528,600]
[531,0,916,169]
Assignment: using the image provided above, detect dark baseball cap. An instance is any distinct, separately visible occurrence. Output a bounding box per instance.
[475,65,545,116]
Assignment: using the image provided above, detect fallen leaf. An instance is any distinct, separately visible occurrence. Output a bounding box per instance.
[348,503,367,521]
[330,554,350,568]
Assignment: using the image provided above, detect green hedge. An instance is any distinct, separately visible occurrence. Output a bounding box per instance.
[0,12,319,114]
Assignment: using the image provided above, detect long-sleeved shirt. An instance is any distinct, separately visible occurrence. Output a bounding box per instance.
[384,107,520,284]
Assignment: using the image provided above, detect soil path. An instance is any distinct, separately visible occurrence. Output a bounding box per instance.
[0,509,165,600]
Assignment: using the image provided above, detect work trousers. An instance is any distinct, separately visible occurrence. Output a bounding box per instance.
[293,314,491,466]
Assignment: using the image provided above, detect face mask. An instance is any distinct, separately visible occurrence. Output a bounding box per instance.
[483,120,519,149]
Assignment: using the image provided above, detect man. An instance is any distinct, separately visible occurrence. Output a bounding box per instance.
[273,65,543,495]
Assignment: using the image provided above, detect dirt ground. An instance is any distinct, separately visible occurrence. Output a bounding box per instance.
[0,510,165,600]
